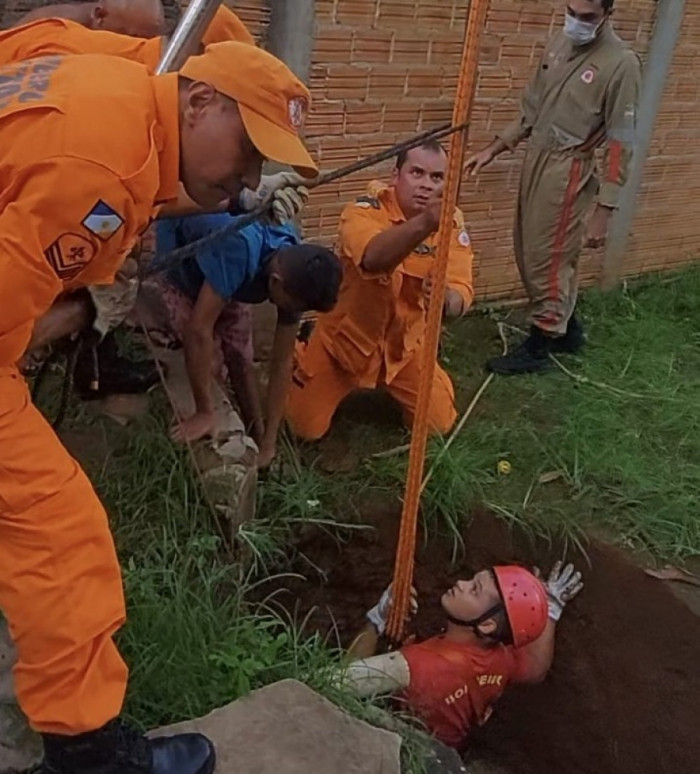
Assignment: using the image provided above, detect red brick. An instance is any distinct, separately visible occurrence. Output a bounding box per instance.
[367,68,409,98]
[352,30,394,63]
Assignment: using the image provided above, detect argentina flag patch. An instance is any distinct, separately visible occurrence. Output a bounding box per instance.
[82,200,124,241]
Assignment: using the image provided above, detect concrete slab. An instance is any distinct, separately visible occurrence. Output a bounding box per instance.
[151,679,401,774]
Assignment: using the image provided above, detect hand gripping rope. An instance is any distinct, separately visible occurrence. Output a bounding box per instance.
[145,122,468,277]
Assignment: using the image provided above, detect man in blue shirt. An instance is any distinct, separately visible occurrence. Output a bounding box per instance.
[153,213,342,467]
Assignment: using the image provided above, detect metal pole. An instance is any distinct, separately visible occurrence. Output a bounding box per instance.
[601,0,686,290]
[267,0,315,82]
[156,0,224,74]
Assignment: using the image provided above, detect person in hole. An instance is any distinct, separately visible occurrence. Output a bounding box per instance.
[342,562,583,750]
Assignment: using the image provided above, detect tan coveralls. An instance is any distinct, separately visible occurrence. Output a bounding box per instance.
[498,25,641,334]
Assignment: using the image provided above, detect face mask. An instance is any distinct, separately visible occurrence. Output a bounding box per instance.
[564,13,601,46]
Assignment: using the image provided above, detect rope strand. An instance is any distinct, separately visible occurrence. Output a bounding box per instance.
[386,0,490,643]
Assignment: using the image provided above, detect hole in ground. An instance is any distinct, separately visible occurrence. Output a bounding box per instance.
[259,497,700,774]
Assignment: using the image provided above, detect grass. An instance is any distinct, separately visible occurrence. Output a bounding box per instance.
[438,268,700,560]
[31,266,699,773]
[278,267,700,563]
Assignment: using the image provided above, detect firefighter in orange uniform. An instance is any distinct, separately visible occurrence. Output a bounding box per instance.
[0,42,316,773]
[1,2,266,396]
[286,140,473,440]
[2,3,254,71]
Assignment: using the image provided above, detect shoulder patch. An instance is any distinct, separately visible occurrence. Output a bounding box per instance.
[355,195,381,210]
[413,243,434,256]
[82,200,124,241]
[44,232,95,281]
[458,230,471,247]
[581,67,597,85]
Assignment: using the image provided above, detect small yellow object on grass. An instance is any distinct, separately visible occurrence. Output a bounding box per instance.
[497,460,512,475]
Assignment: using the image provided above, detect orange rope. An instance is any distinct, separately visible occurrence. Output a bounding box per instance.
[386,0,490,642]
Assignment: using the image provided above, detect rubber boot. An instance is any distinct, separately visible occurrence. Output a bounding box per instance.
[40,718,215,774]
[74,331,162,399]
[487,325,553,375]
[549,314,585,354]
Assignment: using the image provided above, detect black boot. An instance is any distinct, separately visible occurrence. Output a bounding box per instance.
[487,326,553,375]
[40,718,215,774]
[74,331,163,400]
[550,314,585,354]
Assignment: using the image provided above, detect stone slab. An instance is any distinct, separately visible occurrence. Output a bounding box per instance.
[151,679,401,774]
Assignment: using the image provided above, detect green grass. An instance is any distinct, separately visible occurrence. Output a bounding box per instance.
[439,269,700,560]
[421,269,699,559]
[268,267,700,562]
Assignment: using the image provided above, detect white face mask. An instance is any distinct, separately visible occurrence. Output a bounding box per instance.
[564,13,602,46]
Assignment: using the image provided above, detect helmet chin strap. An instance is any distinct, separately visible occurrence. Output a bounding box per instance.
[446,603,503,634]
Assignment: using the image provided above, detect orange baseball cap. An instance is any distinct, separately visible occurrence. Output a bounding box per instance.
[180,41,317,178]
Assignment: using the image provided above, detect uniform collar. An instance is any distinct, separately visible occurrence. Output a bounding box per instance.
[371,183,408,223]
[151,72,181,205]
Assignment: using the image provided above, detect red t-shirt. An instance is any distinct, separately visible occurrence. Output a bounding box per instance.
[400,635,518,748]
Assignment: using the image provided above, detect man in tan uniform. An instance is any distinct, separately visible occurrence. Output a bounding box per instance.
[465,0,640,374]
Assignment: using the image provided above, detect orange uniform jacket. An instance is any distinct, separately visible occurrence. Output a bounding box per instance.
[0,53,181,366]
[315,181,474,386]
[400,636,519,748]
[0,5,254,72]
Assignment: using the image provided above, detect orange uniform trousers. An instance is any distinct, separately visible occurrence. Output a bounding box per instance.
[286,336,457,440]
[0,367,127,733]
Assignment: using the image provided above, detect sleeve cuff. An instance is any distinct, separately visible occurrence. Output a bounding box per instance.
[448,284,472,313]
[597,182,622,209]
[497,121,525,151]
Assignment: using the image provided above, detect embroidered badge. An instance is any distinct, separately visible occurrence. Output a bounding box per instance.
[458,230,471,247]
[82,200,124,241]
[288,97,308,130]
[44,233,95,280]
[413,243,434,256]
[581,68,596,85]
[355,195,380,209]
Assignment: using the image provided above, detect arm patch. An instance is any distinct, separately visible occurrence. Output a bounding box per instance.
[355,195,381,209]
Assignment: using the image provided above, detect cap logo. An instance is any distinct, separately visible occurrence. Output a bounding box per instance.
[288,97,308,131]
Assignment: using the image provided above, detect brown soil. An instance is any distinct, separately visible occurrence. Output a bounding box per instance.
[260,498,700,774]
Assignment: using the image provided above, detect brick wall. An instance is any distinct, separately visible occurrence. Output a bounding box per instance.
[303,0,665,301]
[2,1,697,300]
[304,0,471,245]
[217,0,269,42]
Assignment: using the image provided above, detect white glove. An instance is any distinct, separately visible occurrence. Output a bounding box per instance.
[238,171,311,224]
[543,561,583,622]
[366,585,418,635]
[271,185,309,224]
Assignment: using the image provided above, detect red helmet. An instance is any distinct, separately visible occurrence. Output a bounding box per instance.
[493,565,549,648]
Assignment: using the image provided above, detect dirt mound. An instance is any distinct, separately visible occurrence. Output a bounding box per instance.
[259,499,700,774]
